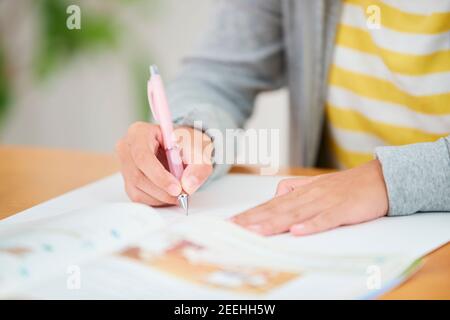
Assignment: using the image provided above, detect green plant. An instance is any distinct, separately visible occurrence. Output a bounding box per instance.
[0,46,11,127]
[0,0,158,130]
[34,0,120,79]
[131,57,152,121]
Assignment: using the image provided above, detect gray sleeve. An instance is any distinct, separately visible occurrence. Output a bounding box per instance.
[166,0,285,179]
[375,136,450,216]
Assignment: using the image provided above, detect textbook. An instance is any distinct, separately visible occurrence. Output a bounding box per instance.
[0,202,417,299]
[1,174,449,299]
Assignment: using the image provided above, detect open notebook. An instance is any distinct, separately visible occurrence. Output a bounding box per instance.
[1,174,449,299]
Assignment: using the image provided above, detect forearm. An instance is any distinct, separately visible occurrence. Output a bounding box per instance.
[376,136,450,216]
[167,0,284,180]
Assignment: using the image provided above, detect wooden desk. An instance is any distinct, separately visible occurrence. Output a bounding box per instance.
[0,145,448,299]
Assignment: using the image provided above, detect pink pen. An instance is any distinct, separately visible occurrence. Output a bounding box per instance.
[147,65,188,214]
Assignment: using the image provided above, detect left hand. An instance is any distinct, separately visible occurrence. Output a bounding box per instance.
[231,160,389,236]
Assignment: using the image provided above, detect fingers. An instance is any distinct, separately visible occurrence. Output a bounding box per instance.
[232,181,324,227]
[134,169,178,205]
[232,175,343,236]
[126,123,182,197]
[181,163,213,195]
[125,183,166,207]
[290,210,341,236]
[117,122,215,207]
[175,126,213,166]
[231,193,294,226]
[234,196,332,236]
[275,177,314,196]
[116,124,180,206]
[176,126,214,194]
[243,210,307,236]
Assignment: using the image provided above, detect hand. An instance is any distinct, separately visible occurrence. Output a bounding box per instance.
[116,122,213,206]
[231,160,389,236]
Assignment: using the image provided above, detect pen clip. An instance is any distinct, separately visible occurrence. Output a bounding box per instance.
[147,80,159,122]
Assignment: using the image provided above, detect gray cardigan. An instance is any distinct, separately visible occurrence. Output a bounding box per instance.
[167,0,450,216]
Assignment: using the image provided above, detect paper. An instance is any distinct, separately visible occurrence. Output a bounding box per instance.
[4,173,449,257]
[0,207,415,299]
[0,203,164,296]
[1,173,449,299]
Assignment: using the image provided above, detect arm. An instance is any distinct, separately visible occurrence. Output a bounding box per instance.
[115,0,284,208]
[376,136,450,216]
[232,137,450,237]
[167,0,285,179]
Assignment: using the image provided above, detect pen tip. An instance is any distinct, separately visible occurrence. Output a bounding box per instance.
[178,193,188,215]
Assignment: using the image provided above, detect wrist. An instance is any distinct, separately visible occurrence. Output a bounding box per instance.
[370,159,389,216]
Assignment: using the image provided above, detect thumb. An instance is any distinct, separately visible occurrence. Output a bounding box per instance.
[181,163,213,195]
[174,126,213,194]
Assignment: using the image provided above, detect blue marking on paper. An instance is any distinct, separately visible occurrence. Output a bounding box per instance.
[19,266,29,277]
[111,229,120,239]
[42,243,53,252]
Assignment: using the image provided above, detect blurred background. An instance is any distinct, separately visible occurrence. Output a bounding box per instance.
[0,0,289,165]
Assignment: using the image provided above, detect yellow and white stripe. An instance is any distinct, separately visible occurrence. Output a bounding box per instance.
[326,0,450,169]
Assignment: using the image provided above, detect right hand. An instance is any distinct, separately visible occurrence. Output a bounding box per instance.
[116,122,213,206]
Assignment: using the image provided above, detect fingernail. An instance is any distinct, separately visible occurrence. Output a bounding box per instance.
[186,176,199,191]
[168,183,181,196]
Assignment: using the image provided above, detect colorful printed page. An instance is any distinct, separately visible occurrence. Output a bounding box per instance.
[0,203,164,298]
[1,206,416,299]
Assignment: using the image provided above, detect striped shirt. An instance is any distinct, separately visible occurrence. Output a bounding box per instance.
[326,0,450,169]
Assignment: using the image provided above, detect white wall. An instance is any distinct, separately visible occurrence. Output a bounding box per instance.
[1,0,289,165]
